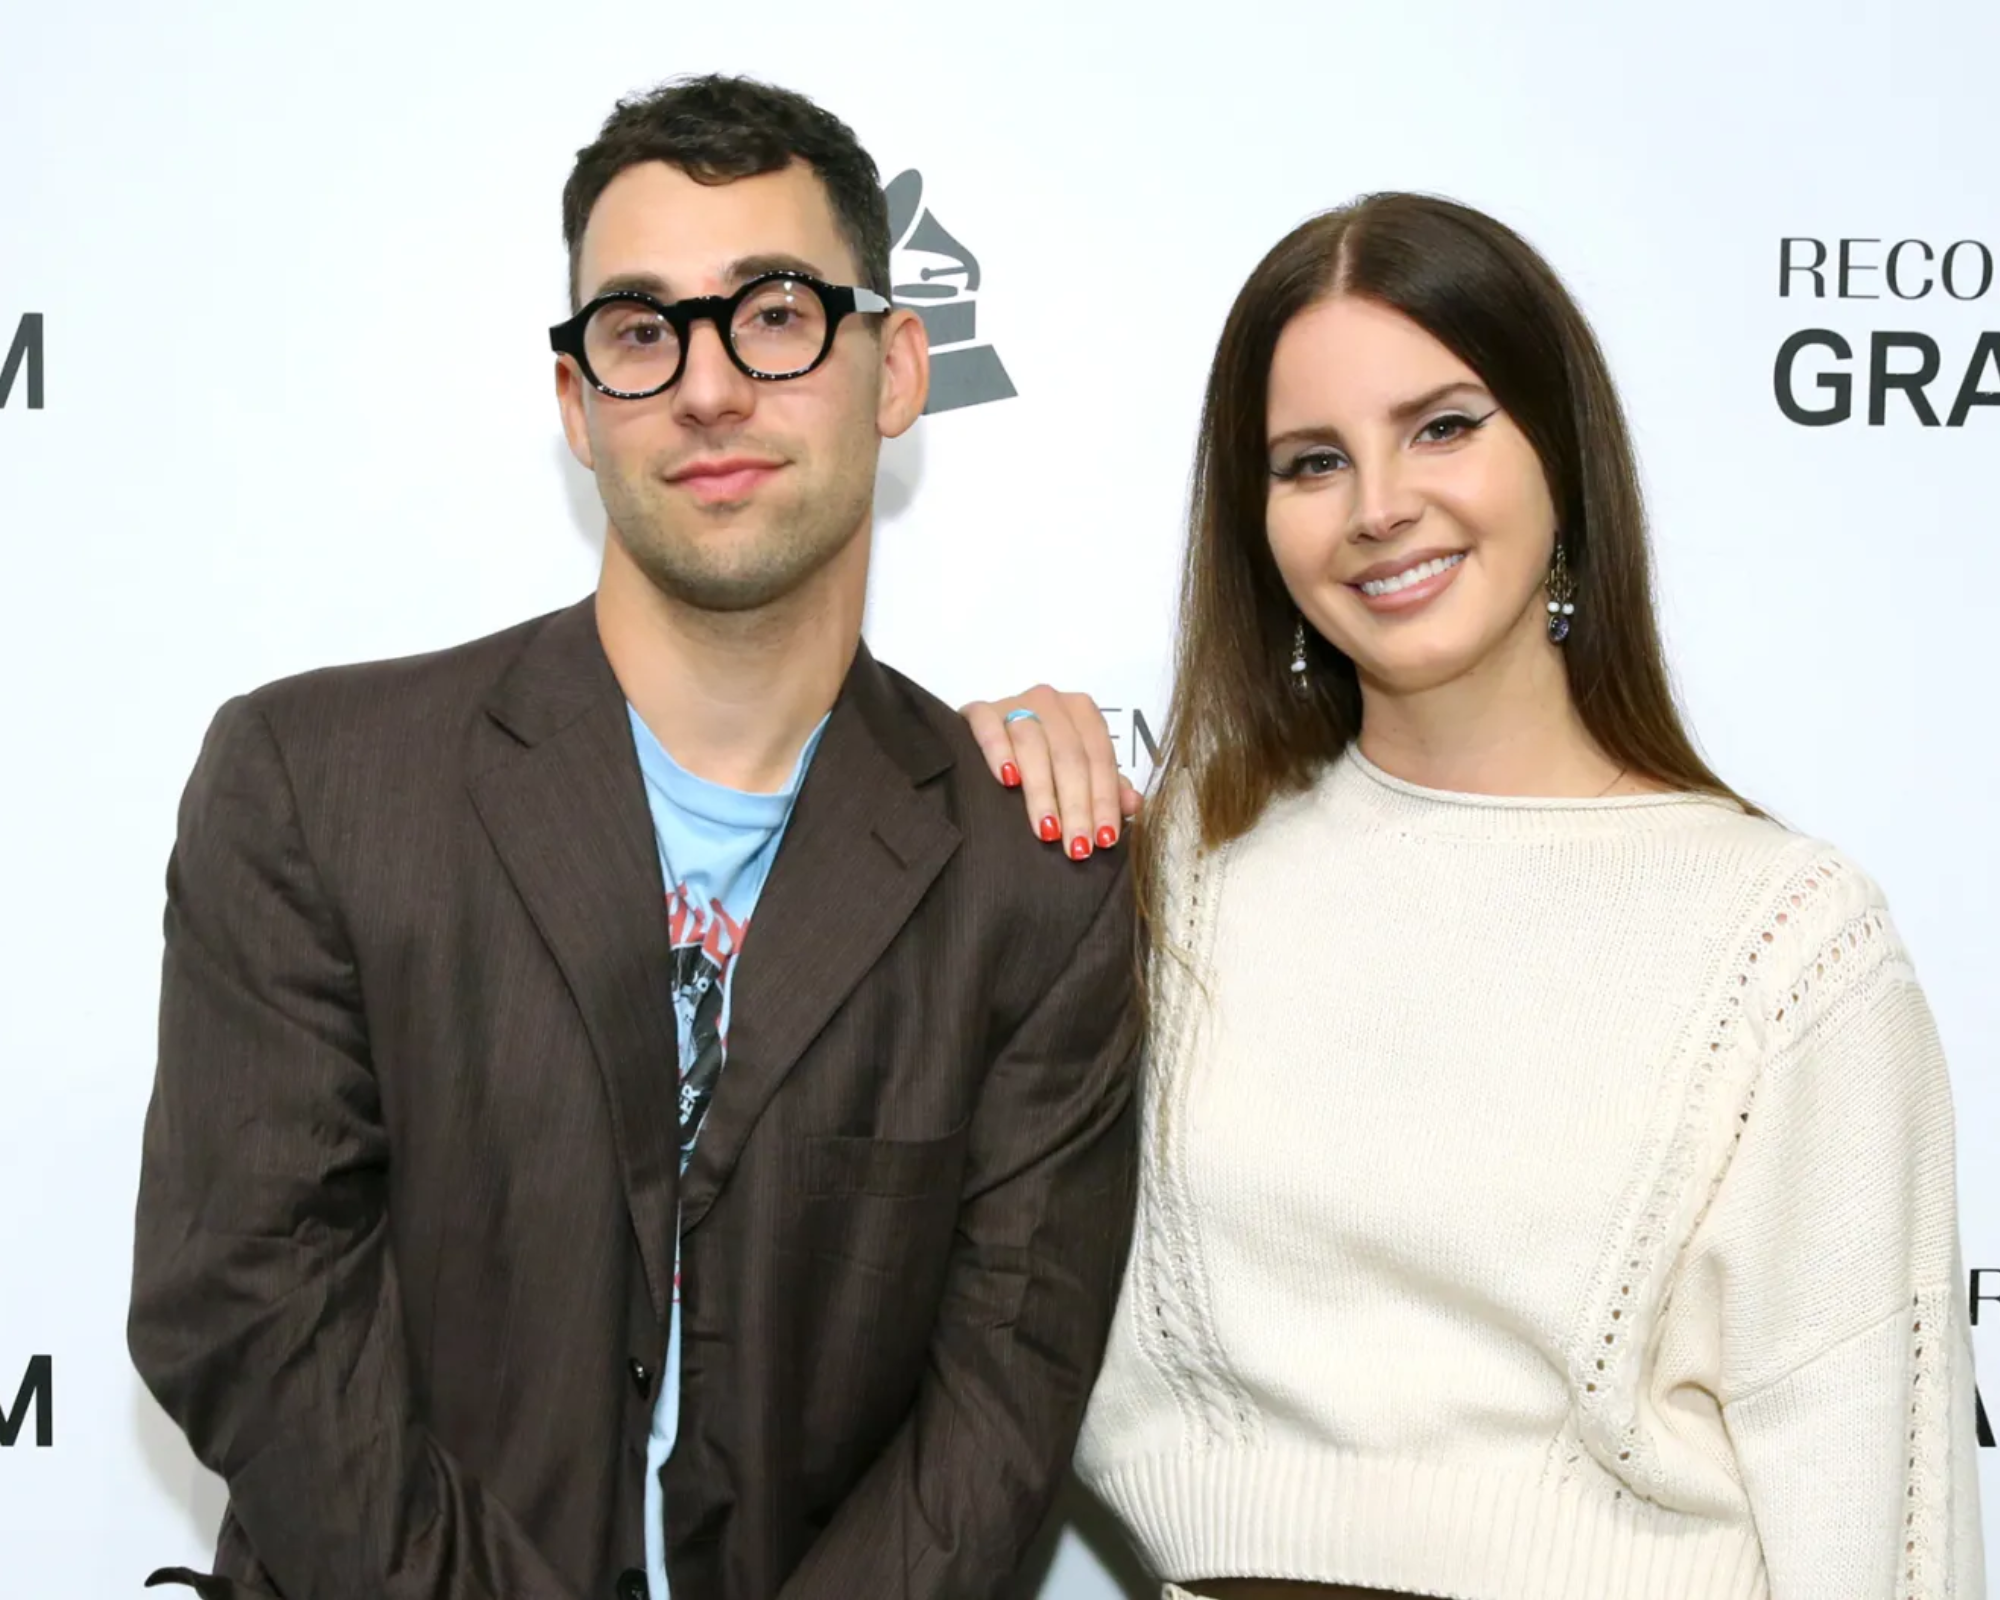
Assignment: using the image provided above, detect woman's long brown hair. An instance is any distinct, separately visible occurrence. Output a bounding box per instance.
[1137,192,1753,931]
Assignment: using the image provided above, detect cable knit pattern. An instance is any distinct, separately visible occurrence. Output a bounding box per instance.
[1078,749,1985,1600]
[1128,777,1249,1449]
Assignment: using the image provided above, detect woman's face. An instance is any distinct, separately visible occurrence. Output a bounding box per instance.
[1265,294,1561,699]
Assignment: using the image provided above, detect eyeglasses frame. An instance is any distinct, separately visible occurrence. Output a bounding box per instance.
[548,270,893,399]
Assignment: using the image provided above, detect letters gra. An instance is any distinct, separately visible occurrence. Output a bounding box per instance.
[1775,330,2000,427]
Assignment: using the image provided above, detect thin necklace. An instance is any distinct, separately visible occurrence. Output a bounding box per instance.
[1595,767,1629,798]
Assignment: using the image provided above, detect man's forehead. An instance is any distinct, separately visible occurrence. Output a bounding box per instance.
[579,160,857,298]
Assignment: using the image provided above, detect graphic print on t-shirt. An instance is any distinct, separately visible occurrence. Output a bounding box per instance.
[666,882,749,1166]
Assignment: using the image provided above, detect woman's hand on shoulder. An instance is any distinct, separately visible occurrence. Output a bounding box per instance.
[959,686,1143,860]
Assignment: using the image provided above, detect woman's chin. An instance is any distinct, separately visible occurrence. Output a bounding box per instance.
[1353,640,1486,699]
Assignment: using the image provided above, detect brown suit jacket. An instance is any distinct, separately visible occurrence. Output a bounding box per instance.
[128,598,1139,1600]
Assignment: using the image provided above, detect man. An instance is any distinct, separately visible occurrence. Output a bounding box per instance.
[129,74,1138,1600]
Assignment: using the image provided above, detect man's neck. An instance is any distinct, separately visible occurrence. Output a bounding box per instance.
[1355,617,1622,798]
[595,537,866,795]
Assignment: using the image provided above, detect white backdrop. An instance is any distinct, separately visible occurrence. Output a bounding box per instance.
[1,2,1993,1595]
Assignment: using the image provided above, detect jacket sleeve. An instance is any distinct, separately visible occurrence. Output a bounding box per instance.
[1671,878,1985,1600]
[775,860,1141,1600]
[128,696,583,1600]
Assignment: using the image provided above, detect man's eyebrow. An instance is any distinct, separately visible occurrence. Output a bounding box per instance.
[585,255,834,305]
[1265,382,1496,454]
[589,270,673,301]
[723,252,832,285]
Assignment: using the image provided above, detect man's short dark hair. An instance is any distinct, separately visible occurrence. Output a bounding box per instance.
[561,74,891,311]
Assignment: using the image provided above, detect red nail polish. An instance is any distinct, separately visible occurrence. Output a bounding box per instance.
[1096,826,1118,850]
[1000,761,1021,788]
[1038,815,1061,842]
[1070,836,1092,860]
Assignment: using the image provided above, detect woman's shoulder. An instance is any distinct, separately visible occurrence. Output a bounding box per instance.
[1691,820,1913,1028]
[1639,795,1887,917]
[1686,808,1892,922]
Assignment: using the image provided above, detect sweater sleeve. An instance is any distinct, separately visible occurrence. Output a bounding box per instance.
[1666,868,1985,1600]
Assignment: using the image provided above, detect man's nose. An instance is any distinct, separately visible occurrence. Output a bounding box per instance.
[670,319,756,427]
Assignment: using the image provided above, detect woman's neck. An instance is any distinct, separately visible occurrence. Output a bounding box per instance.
[1354,625,1632,799]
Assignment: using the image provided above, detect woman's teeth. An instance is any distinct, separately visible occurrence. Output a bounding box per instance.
[1360,552,1465,597]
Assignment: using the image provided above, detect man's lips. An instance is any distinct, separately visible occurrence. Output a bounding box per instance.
[666,457,784,503]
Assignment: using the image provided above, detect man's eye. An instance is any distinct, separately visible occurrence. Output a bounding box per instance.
[611,318,669,346]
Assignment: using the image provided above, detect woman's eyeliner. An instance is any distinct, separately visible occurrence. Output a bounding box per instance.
[1271,408,1498,479]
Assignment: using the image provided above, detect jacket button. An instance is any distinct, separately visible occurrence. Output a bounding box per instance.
[628,1358,652,1394]
[616,1568,649,1600]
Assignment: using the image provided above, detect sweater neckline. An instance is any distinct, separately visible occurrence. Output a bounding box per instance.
[1340,745,1729,818]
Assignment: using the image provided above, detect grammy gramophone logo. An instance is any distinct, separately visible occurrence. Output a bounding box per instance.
[883,171,1016,415]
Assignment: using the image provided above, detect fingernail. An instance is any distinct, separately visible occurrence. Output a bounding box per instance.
[1096,826,1118,850]
[1038,815,1061,842]
[1000,762,1021,788]
[1070,836,1092,860]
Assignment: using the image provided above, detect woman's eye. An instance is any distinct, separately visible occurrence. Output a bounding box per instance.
[1278,449,1345,479]
[1420,414,1473,442]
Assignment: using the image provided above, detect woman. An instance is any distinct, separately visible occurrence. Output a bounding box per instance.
[963,193,1984,1600]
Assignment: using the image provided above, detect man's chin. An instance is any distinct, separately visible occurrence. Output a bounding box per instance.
[608,484,865,615]
[634,543,818,615]
[668,576,795,613]
[684,495,763,519]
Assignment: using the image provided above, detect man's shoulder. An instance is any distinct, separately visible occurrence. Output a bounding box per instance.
[170,609,583,877]
[239,606,560,732]
[187,602,589,813]
[871,658,1132,927]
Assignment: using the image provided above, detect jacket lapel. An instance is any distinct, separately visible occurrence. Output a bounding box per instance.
[677,646,960,1231]
[467,599,681,1326]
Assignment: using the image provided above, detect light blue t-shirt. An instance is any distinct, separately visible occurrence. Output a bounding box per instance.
[628,704,826,1600]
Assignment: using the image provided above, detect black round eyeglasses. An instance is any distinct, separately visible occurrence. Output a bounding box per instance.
[548,271,892,399]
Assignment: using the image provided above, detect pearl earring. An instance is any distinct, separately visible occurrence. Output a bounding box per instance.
[1546,540,1578,644]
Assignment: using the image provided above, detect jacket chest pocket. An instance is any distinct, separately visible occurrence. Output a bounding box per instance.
[795,1123,970,1200]
[788,1123,969,1291]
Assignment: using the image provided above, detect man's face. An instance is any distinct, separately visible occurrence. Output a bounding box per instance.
[558,160,925,613]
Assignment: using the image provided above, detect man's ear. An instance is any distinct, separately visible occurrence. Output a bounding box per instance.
[876,307,930,439]
[556,356,596,470]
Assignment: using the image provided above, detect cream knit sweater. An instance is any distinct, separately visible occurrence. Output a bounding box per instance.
[1077,749,1985,1600]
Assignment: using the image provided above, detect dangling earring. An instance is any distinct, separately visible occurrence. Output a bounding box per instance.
[1289,617,1311,696]
[1545,539,1578,644]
